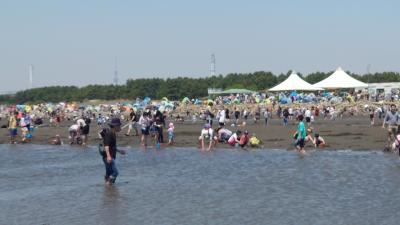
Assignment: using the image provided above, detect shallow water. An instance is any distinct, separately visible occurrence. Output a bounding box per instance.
[0,145,400,225]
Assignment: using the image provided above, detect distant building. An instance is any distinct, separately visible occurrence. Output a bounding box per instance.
[207,88,256,95]
[356,82,400,95]
[207,88,223,95]
[0,91,16,96]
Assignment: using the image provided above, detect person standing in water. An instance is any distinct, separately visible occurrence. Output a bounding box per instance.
[139,111,151,147]
[100,118,125,185]
[382,104,400,151]
[8,111,18,144]
[295,115,307,154]
[167,122,175,145]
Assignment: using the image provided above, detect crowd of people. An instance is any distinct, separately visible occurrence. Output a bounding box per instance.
[193,105,329,153]
[2,93,400,185]
[0,97,397,152]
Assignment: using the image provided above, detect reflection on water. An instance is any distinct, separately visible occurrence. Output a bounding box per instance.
[99,186,122,225]
[0,145,400,225]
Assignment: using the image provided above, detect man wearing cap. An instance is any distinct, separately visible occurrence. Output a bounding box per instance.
[100,117,125,185]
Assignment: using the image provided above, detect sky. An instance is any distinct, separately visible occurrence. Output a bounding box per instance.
[1,0,399,92]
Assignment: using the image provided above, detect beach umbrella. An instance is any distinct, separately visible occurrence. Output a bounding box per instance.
[24,105,32,112]
[16,105,25,111]
[133,103,142,108]
[290,91,298,97]
[165,102,174,108]
[182,97,190,104]
[158,105,165,112]
[194,99,202,105]
[143,97,151,105]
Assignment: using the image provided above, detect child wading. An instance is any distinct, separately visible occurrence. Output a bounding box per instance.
[168,122,174,145]
[295,115,307,155]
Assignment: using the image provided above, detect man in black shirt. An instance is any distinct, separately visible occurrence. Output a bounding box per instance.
[125,108,139,136]
[100,118,125,185]
[81,116,91,145]
[283,107,289,126]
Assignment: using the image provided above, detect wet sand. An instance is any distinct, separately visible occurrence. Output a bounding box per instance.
[0,116,387,150]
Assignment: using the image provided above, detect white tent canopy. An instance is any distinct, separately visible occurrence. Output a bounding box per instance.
[313,67,368,89]
[269,72,324,91]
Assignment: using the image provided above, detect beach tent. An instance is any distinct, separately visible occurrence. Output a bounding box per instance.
[269,72,324,91]
[193,99,202,105]
[221,89,255,94]
[290,91,298,97]
[143,97,151,105]
[182,97,190,104]
[313,67,368,89]
[207,99,215,106]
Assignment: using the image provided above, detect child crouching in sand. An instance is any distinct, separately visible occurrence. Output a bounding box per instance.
[313,133,326,148]
[49,134,63,145]
[199,124,216,151]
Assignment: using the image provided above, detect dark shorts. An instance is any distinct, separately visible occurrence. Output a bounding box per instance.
[81,125,90,135]
[296,138,305,148]
[220,133,230,143]
[306,117,311,123]
[9,128,17,136]
[141,127,150,136]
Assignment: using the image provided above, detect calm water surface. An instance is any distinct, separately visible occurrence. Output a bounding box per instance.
[0,145,400,225]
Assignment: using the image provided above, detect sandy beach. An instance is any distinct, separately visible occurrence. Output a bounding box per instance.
[0,116,387,150]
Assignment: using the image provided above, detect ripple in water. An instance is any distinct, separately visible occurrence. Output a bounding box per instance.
[0,145,399,225]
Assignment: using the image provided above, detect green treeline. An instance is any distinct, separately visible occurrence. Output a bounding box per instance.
[1,71,399,104]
